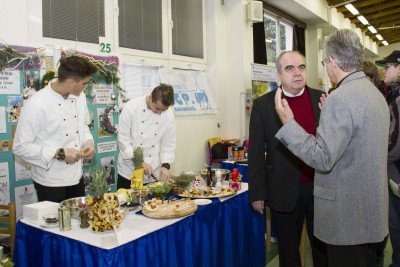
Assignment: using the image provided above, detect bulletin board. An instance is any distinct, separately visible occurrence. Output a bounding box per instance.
[0,45,121,219]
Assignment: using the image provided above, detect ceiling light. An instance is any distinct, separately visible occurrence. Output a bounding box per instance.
[368,26,377,34]
[376,34,383,41]
[357,16,368,25]
[382,41,389,46]
[345,4,359,15]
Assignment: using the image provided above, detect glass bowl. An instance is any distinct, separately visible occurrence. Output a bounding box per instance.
[148,182,172,199]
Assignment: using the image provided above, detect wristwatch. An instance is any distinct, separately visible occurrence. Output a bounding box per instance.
[161,163,170,170]
[56,148,66,161]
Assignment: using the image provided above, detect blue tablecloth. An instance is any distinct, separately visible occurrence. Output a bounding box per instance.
[14,191,266,267]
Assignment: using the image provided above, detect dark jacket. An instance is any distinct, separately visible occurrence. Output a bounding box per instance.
[248,86,323,212]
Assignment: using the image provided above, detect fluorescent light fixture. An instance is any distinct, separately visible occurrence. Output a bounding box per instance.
[357,16,369,25]
[382,41,389,46]
[345,4,359,15]
[265,38,273,43]
[376,34,383,41]
[368,26,377,33]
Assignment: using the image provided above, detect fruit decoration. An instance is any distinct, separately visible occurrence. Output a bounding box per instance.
[228,168,242,191]
[86,167,123,232]
[131,147,146,190]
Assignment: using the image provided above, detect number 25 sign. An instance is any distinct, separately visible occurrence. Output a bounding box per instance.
[99,37,112,54]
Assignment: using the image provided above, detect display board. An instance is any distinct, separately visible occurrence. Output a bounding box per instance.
[0,45,120,219]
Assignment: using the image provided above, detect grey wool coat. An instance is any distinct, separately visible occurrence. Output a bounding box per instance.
[276,71,389,245]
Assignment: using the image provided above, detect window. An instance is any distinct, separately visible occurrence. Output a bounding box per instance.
[118,0,163,53]
[42,0,105,44]
[171,0,204,59]
[264,11,293,63]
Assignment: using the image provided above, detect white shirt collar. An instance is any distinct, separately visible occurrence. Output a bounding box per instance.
[281,87,305,97]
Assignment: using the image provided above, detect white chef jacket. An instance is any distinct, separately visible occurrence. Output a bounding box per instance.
[12,81,93,186]
[117,95,176,183]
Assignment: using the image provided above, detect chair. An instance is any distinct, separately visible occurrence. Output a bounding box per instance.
[0,202,16,257]
[207,137,226,166]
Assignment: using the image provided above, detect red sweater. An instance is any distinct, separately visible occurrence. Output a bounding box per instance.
[285,88,316,183]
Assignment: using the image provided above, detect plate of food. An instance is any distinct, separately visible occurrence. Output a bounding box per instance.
[178,187,236,199]
[142,198,197,219]
[193,199,212,206]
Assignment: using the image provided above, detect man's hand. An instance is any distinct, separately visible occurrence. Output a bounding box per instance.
[252,200,265,215]
[142,162,154,177]
[65,148,83,164]
[318,93,328,110]
[82,140,95,159]
[159,167,171,182]
[274,88,294,125]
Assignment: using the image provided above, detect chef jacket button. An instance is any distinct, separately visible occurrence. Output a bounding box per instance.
[63,119,66,121]
[143,109,145,112]
[142,121,144,123]
[156,122,158,124]
[76,131,78,133]
[66,134,68,136]
[59,104,61,106]
[155,133,157,136]
[141,133,143,135]
[149,155,151,157]
[74,116,77,118]
[152,145,155,147]
[75,145,78,147]
[140,143,142,145]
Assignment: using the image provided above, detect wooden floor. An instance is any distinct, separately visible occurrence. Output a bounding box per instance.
[266,238,393,267]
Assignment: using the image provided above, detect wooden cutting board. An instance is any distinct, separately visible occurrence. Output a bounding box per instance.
[142,199,198,219]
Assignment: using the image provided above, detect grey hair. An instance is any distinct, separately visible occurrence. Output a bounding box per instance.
[323,29,364,72]
[275,51,306,73]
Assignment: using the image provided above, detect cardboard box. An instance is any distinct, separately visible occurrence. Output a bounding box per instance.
[23,201,60,223]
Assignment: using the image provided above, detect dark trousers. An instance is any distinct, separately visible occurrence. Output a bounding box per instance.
[271,182,327,267]
[389,190,400,267]
[326,243,377,267]
[33,177,85,203]
[117,174,131,189]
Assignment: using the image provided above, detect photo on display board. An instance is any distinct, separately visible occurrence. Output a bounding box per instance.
[100,156,116,185]
[97,108,113,138]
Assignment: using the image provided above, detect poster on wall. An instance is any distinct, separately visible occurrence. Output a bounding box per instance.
[14,155,32,181]
[92,84,115,104]
[0,162,10,205]
[15,184,38,221]
[121,64,161,100]
[251,64,279,99]
[159,69,218,116]
[0,70,21,95]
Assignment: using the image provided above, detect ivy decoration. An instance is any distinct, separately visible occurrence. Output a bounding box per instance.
[0,44,42,72]
[41,70,56,89]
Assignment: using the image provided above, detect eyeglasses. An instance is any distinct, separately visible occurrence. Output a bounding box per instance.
[384,63,398,70]
[321,58,330,67]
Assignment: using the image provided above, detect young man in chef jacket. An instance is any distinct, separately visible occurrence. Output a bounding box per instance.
[117,84,176,188]
[13,56,97,202]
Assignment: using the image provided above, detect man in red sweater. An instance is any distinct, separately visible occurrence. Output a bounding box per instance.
[249,51,327,267]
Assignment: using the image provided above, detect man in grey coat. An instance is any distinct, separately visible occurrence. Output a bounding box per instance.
[274,29,389,267]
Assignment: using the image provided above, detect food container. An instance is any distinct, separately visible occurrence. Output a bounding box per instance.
[60,197,88,220]
[148,182,172,199]
[131,188,149,205]
[58,206,71,231]
[199,169,230,181]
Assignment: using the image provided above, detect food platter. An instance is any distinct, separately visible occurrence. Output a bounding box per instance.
[142,198,197,219]
[178,187,236,199]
